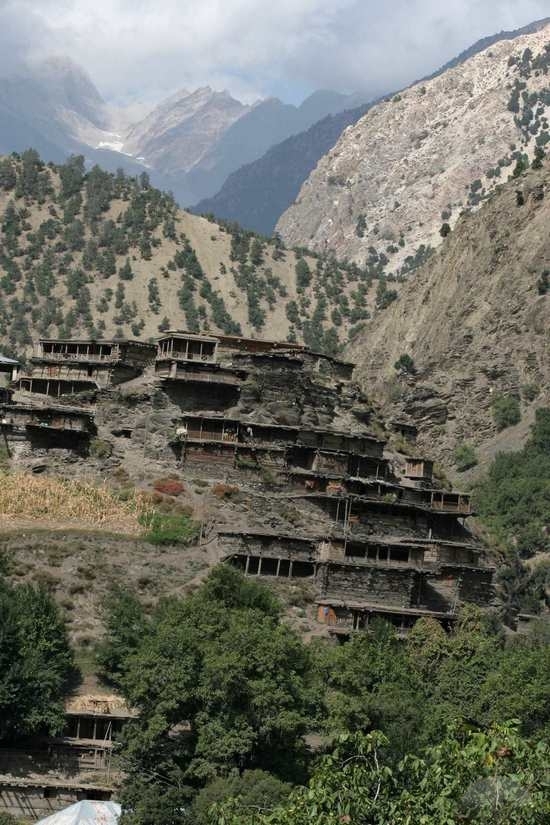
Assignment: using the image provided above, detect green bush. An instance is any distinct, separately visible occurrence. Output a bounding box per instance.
[140,511,199,545]
[89,438,113,459]
[476,408,550,563]
[523,383,540,402]
[454,443,478,472]
[191,771,291,825]
[492,394,521,431]
[394,354,416,375]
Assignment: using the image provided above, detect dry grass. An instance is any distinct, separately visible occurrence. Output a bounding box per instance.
[0,471,150,535]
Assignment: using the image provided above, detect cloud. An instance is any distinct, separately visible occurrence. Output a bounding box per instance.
[1,0,549,103]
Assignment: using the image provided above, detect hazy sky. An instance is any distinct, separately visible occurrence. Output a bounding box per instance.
[1,0,549,103]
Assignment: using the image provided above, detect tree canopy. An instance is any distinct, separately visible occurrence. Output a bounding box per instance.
[0,577,73,741]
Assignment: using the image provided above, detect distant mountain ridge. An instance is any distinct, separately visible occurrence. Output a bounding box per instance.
[134,89,363,205]
[123,87,250,175]
[0,57,109,160]
[2,19,550,232]
[0,58,364,208]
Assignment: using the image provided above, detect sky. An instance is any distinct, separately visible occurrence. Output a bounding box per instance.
[1,0,549,104]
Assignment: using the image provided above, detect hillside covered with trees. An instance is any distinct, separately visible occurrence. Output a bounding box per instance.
[0,151,385,357]
[4,562,549,825]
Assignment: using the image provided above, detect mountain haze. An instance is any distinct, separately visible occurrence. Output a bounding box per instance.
[0,57,110,160]
[0,54,366,209]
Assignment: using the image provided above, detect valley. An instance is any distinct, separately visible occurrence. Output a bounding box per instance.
[2,9,550,825]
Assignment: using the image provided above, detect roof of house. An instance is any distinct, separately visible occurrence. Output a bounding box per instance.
[0,353,19,366]
[35,801,121,825]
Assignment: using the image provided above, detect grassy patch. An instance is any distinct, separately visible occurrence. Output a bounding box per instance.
[140,511,199,546]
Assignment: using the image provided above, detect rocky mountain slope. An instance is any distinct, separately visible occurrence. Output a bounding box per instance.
[123,87,250,176]
[193,21,550,237]
[0,152,373,356]
[194,103,370,235]
[277,20,550,271]
[349,159,550,474]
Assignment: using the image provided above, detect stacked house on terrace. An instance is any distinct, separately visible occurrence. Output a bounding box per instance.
[18,339,156,396]
[0,695,135,821]
[153,331,495,637]
[2,330,495,638]
[1,338,156,454]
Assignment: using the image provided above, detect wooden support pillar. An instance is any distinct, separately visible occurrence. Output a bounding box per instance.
[257,558,263,576]
[289,560,293,578]
[245,556,250,575]
[276,559,281,577]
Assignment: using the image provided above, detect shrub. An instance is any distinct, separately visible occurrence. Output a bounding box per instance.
[89,438,113,459]
[522,383,539,402]
[454,443,478,472]
[394,354,416,375]
[153,478,185,497]
[140,511,198,545]
[492,394,521,431]
[212,483,239,499]
[440,222,451,238]
[376,280,398,310]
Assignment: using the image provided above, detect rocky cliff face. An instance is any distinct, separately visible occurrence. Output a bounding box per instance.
[277,21,550,272]
[349,162,550,474]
